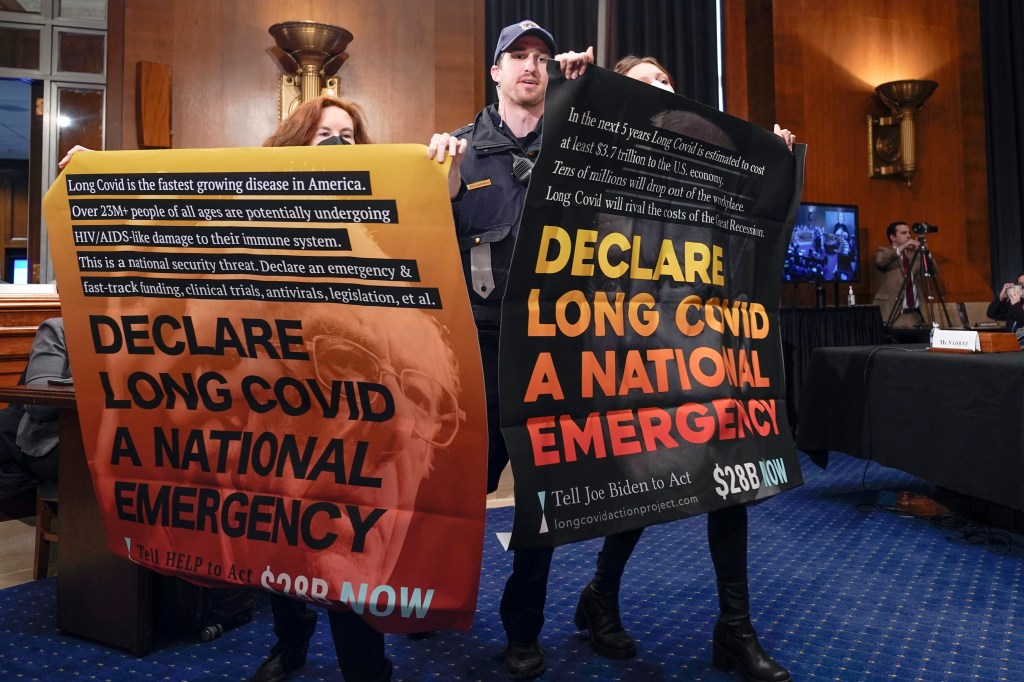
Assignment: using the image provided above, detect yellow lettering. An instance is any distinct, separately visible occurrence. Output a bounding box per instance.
[535,225,570,274]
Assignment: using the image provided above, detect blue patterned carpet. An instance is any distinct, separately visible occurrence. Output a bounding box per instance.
[1,452,1022,680]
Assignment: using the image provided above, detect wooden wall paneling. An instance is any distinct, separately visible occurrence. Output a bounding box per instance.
[742,0,777,130]
[120,0,174,150]
[116,1,482,150]
[748,0,990,307]
[955,0,991,294]
[900,18,970,300]
[169,0,276,148]
[105,0,125,151]
[344,0,436,144]
[434,0,486,134]
[472,1,487,120]
[721,0,749,119]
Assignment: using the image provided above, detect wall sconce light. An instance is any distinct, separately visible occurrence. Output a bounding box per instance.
[867,79,938,188]
[268,21,353,120]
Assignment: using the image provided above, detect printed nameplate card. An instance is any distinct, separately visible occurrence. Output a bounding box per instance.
[930,329,1020,353]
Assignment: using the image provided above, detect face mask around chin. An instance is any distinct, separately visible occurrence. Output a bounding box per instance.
[318,136,351,146]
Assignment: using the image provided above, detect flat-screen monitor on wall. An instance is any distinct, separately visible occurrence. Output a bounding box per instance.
[782,202,860,283]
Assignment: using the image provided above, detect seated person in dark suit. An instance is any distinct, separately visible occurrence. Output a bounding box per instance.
[0,318,67,495]
[16,318,67,484]
[986,274,1024,331]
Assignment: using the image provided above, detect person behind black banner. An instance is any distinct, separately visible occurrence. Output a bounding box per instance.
[872,221,926,329]
[565,55,794,682]
[986,273,1024,332]
[248,95,393,682]
[425,20,594,681]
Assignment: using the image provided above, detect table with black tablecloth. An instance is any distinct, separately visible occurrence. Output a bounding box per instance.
[796,344,1024,512]
[779,305,886,431]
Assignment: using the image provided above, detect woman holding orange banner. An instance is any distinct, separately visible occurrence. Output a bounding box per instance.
[59,94,470,682]
[247,95,393,682]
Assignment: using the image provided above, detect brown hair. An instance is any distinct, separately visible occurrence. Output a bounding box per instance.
[613,55,676,92]
[262,96,372,147]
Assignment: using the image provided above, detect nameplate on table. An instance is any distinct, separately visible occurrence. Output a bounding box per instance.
[929,329,1020,353]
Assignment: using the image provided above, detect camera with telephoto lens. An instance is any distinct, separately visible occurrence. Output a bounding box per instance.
[912,222,938,235]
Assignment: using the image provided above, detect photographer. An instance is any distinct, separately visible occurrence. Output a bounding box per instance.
[872,221,927,329]
[986,273,1024,331]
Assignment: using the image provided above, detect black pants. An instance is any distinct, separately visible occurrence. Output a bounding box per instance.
[480,328,556,643]
[499,544,554,643]
[479,330,508,494]
[269,594,389,682]
[592,504,749,593]
[24,450,58,485]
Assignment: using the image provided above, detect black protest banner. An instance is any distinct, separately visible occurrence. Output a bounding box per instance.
[501,65,806,548]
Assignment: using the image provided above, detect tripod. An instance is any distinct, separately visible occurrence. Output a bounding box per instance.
[885,236,953,328]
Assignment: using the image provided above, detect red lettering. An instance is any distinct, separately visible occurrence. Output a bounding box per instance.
[636,406,678,450]
[561,414,607,462]
[675,403,715,443]
[605,409,641,456]
[713,398,738,439]
[527,416,560,466]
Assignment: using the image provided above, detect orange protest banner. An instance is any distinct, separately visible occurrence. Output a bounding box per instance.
[44,144,487,633]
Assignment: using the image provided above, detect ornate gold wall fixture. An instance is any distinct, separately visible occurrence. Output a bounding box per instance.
[867,79,938,188]
[268,21,353,120]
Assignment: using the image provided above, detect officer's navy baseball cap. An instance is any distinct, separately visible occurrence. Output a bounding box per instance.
[493,20,556,64]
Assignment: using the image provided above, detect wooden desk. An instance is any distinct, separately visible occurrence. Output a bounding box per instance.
[0,294,61,389]
[0,385,155,654]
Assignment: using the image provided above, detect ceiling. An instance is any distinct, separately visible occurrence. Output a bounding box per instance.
[0,79,31,161]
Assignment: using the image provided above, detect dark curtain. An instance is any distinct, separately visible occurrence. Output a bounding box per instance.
[980,0,1024,286]
[607,0,719,107]
[484,1,601,106]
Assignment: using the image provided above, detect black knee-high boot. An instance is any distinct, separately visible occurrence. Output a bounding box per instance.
[708,506,790,682]
[712,579,791,682]
[573,528,643,659]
